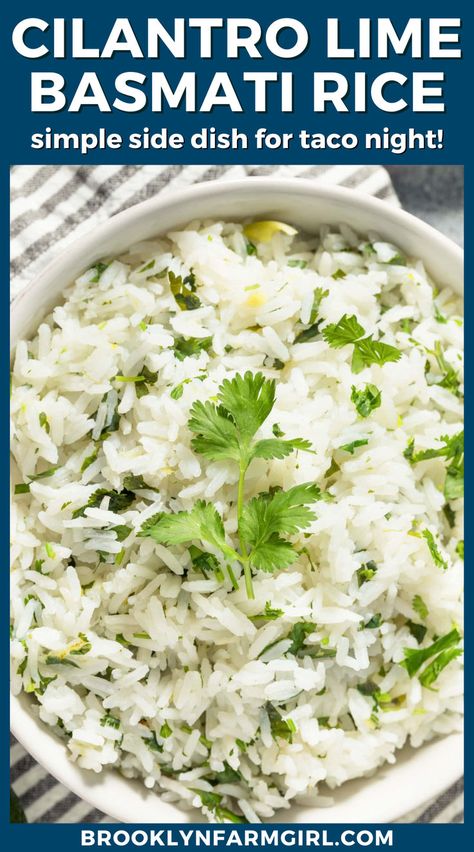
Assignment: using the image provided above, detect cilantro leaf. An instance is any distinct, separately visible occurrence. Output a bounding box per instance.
[240,483,320,573]
[251,437,314,461]
[217,372,276,444]
[138,512,163,536]
[322,314,365,348]
[250,536,298,572]
[241,483,321,542]
[401,628,461,677]
[339,438,369,455]
[351,337,401,373]
[322,315,401,372]
[351,384,382,418]
[142,500,236,560]
[188,400,241,462]
[419,647,463,688]
[112,524,133,542]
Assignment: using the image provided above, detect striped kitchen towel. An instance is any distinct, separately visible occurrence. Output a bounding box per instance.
[10,164,462,824]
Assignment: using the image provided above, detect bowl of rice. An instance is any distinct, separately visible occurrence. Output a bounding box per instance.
[10,178,463,823]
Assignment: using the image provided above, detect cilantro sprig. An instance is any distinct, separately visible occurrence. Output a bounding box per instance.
[141,372,320,598]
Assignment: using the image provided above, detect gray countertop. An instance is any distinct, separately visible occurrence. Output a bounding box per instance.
[386,166,463,247]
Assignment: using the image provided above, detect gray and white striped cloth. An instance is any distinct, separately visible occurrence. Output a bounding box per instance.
[10,164,463,824]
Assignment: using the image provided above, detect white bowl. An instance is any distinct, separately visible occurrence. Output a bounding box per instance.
[11,178,463,823]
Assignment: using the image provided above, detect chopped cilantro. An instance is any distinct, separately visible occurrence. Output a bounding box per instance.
[419,647,463,688]
[434,303,448,324]
[135,365,159,399]
[405,431,463,502]
[357,560,377,586]
[212,762,242,784]
[72,488,135,519]
[407,620,427,644]
[169,270,201,311]
[288,259,307,268]
[309,288,329,323]
[339,438,369,454]
[123,474,150,491]
[412,595,429,620]
[249,601,284,622]
[365,613,383,629]
[112,524,132,542]
[100,714,120,729]
[351,384,382,418]
[144,732,163,753]
[39,411,50,433]
[443,503,456,529]
[294,322,322,344]
[268,706,297,743]
[90,261,109,283]
[160,722,172,739]
[426,341,461,397]
[401,628,461,678]
[14,465,59,494]
[173,336,213,361]
[81,448,98,473]
[421,529,448,570]
[95,389,120,441]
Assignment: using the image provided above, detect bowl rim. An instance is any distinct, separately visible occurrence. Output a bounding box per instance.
[10,176,464,823]
[10,177,463,326]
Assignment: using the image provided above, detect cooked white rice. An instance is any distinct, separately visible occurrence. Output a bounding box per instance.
[10,218,463,822]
